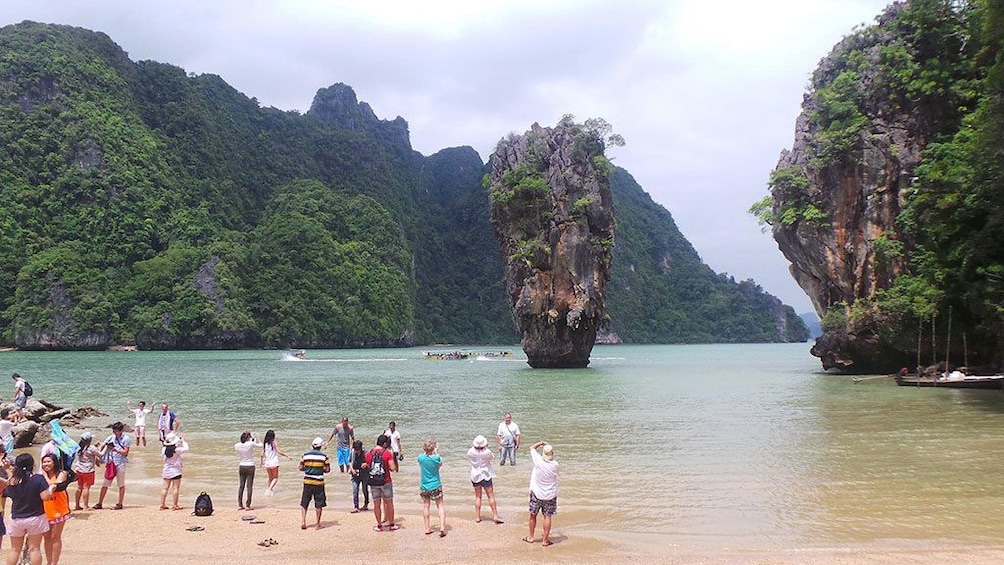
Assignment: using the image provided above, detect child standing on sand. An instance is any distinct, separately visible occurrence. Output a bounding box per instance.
[417,439,446,537]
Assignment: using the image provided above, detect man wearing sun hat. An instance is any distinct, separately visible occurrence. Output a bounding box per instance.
[524,440,559,547]
[298,437,331,530]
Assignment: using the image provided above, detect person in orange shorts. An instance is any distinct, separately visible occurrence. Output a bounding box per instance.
[72,432,102,510]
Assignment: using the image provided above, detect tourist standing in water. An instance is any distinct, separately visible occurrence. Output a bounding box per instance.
[156,404,178,444]
[261,429,290,496]
[497,412,521,466]
[325,417,354,473]
[126,400,152,447]
[234,431,260,510]
[383,421,403,462]
[467,435,503,524]
[524,441,559,546]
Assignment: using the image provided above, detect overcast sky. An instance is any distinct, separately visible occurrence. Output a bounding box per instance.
[3,0,894,314]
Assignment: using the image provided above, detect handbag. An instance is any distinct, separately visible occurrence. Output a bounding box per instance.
[104,459,117,480]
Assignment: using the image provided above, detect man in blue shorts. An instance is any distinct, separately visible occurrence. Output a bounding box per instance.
[324,416,354,473]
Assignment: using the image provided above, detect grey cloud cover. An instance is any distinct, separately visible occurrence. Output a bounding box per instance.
[3,0,894,313]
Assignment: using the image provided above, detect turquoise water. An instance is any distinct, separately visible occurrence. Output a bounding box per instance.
[5,343,1004,551]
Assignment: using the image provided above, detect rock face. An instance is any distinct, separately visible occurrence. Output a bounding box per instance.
[769,3,974,372]
[488,119,615,368]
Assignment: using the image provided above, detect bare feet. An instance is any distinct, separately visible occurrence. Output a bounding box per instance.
[300,524,307,530]
[541,539,553,547]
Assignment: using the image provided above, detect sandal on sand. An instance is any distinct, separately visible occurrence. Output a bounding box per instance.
[257,539,270,547]
[439,530,447,538]
[113,503,123,510]
[388,524,400,531]
[541,540,553,547]
[160,506,169,510]
[172,506,183,511]
[186,526,204,532]
[425,530,434,535]
[350,508,359,513]
[269,539,278,546]
[373,525,384,532]
[92,503,103,510]
[522,536,534,544]
[493,518,504,524]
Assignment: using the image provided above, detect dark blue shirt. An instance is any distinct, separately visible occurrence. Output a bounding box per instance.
[4,474,48,519]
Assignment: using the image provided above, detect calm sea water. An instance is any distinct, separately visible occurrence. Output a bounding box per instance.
[5,343,1004,551]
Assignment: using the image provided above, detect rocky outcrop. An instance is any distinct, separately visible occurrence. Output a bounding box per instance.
[487,118,615,368]
[15,280,112,350]
[769,3,973,371]
[307,83,411,149]
[0,399,109,447]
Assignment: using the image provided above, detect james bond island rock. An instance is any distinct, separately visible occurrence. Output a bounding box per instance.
[487,117,616,368]
[759,2,996,372]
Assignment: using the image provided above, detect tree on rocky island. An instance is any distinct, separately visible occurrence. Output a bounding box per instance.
[487,116,618,368]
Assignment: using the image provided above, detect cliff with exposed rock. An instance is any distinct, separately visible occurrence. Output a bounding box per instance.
[763,1,1000,372]
[488,118,615,368]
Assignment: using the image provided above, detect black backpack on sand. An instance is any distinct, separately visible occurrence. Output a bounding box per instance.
[194,491,213,516]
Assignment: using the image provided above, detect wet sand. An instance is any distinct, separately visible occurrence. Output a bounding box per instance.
[48,503,1004,564]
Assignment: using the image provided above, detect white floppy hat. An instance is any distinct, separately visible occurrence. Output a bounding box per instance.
[472,435,488,448]
[542,444,554,461]
[311,437,324,449]
[163,433,180,446]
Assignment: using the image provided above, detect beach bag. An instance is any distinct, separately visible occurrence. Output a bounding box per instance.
[22,381,32,397]
[193,491,213,516]
[368,449,387,487]
[103,460,117,480]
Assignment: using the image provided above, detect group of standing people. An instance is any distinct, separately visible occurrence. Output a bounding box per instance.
[287,412,559,547]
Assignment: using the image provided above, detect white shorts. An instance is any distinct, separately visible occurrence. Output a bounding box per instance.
[7,514,50,537]
[102,466,127,488]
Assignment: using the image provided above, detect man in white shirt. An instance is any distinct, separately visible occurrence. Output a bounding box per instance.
[127,400,153,446]
[524,441,559,547]
[497,412,521,466]
[383,421,403,461]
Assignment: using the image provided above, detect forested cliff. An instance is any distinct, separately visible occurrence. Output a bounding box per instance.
[0,21,807,350]
[760,0,1004,372]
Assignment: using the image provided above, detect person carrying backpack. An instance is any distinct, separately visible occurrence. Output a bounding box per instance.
[365,434,398,531]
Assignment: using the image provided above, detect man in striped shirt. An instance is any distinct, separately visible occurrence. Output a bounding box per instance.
[299,437,331,530]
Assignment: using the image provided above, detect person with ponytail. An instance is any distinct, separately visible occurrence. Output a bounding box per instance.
[261,429,290,496]
[1,453,53,565]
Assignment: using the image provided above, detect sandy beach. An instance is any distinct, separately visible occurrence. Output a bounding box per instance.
[49,502,1004,565]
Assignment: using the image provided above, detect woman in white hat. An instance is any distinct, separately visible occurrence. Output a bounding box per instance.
[72,432,102,511]
[466,435,503,524]
[159,433,189,510]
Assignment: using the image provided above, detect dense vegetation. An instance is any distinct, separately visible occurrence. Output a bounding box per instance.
[756,0,1004,367]
[0,21,806,349]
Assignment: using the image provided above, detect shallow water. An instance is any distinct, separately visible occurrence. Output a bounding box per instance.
[6,343,1004,551]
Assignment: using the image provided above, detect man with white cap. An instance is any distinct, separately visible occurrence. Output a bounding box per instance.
[299,437,331,530]
[524,441,559,546]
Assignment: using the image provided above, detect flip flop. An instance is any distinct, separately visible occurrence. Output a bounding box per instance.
[387,524,400,531]
[522,536,534,543]
[439,530,447,538]
[541,540,553,547]
[373,525,383,532]
[186,526,205,532]
[425,530,434,535]
[493,518,504,524]
[241,515,257,521]
[250,520,266,524]
[257,540,270,547]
